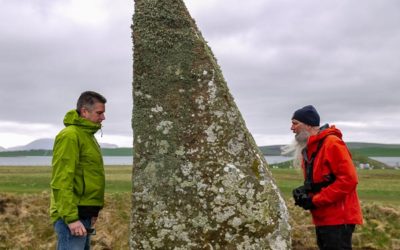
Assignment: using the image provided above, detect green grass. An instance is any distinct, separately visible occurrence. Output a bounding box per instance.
[1,165,399,249]
[1,166,400,205]
[0,166,52,193]
[2,166,400,206]
[0,165,133,194]
[271,168,400,205]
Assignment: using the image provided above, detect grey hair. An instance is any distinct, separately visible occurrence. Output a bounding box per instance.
[76,91,107,114]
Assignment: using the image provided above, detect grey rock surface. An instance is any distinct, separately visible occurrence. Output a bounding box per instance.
[131,0,291,249]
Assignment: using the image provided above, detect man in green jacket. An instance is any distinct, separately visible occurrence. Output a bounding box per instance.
[50,91,106,250]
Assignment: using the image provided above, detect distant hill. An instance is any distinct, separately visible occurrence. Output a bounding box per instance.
[0,146,5,152]
[2,138,118,151]
[7,138,54,151]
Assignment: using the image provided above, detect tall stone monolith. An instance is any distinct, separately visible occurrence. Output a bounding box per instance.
[131,0,291,249]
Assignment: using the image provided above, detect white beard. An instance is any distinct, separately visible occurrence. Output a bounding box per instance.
[281,130,310,168]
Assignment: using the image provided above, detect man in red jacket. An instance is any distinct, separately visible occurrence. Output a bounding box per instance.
[290,105,363,250]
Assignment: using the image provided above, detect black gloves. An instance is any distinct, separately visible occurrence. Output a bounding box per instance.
[300,196,316,210]
[292,186,316,210]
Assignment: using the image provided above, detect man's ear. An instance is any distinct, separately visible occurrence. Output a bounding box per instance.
[80,107,88,118]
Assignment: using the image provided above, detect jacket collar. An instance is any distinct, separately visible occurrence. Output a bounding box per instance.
[307,125,342,151]
[63,109,101,134]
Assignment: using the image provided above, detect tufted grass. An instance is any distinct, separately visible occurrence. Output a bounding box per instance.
[0,166,399,249]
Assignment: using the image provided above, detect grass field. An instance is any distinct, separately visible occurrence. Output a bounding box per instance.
[1,166,399,249]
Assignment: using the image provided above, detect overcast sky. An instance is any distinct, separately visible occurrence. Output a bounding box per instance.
[1,0,399,149]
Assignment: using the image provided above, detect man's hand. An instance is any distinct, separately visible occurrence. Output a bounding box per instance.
[293,186,316,210]
[300,196,316,210]
[68,220,87,237]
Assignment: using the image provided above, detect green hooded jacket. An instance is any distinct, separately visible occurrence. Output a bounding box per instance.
[50,109,105,224]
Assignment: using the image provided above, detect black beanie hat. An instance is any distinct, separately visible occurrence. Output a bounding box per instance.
[292,105,320,126]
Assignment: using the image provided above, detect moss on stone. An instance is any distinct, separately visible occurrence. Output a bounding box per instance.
[131,0,291,249]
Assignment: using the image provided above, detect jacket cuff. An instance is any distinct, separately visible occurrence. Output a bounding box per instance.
[65,216,80,224]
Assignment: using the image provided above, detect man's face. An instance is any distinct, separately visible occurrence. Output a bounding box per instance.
[81,102,106,124]
[291,119,310,144]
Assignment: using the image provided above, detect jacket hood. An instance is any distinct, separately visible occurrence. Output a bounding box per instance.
[308,124,343,146]
[63,109,101,134]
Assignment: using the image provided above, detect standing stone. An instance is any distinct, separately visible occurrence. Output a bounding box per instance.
[131,0,291,249]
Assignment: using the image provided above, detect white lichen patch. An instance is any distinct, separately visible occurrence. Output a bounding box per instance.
[223,163,245,180]
[158,140,169,154]
[175,68,182,75]
[229,217,242,228]
[226,110,237,124]
[139,240,151,249]
[160,216,178,229]
[268,234,289,250]
[151,105,163,113]
[245,184,255,200]
[191,213,208,228]
[181,162,193,177]
[195,96,206,110]
[205,123,219,143]
[213,110,224,118]
[214,206,235,223]
[156,120,173,134]
[175,146,185,156]
[227,137,245,156]
[187,148,199,154]
[225,232,234,241]
[207,80,217,103]
[196,181,208,192]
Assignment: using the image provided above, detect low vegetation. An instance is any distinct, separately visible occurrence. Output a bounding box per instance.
[1,166,399,249]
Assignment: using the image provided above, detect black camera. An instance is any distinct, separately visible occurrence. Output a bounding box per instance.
[292,185,308,205]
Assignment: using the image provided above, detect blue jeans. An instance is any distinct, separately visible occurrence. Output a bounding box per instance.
[54,218,92,250]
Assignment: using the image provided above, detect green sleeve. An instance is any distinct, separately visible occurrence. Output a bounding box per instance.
[50,133,80,223]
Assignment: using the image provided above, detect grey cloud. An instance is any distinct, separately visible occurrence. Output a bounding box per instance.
[1,0,400,147]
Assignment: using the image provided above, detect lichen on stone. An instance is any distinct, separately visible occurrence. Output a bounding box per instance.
[131,0,291,248]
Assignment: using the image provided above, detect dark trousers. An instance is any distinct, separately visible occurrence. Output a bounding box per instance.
[315,224,355,250]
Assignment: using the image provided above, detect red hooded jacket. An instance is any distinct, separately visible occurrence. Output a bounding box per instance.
[303,125,363,226]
